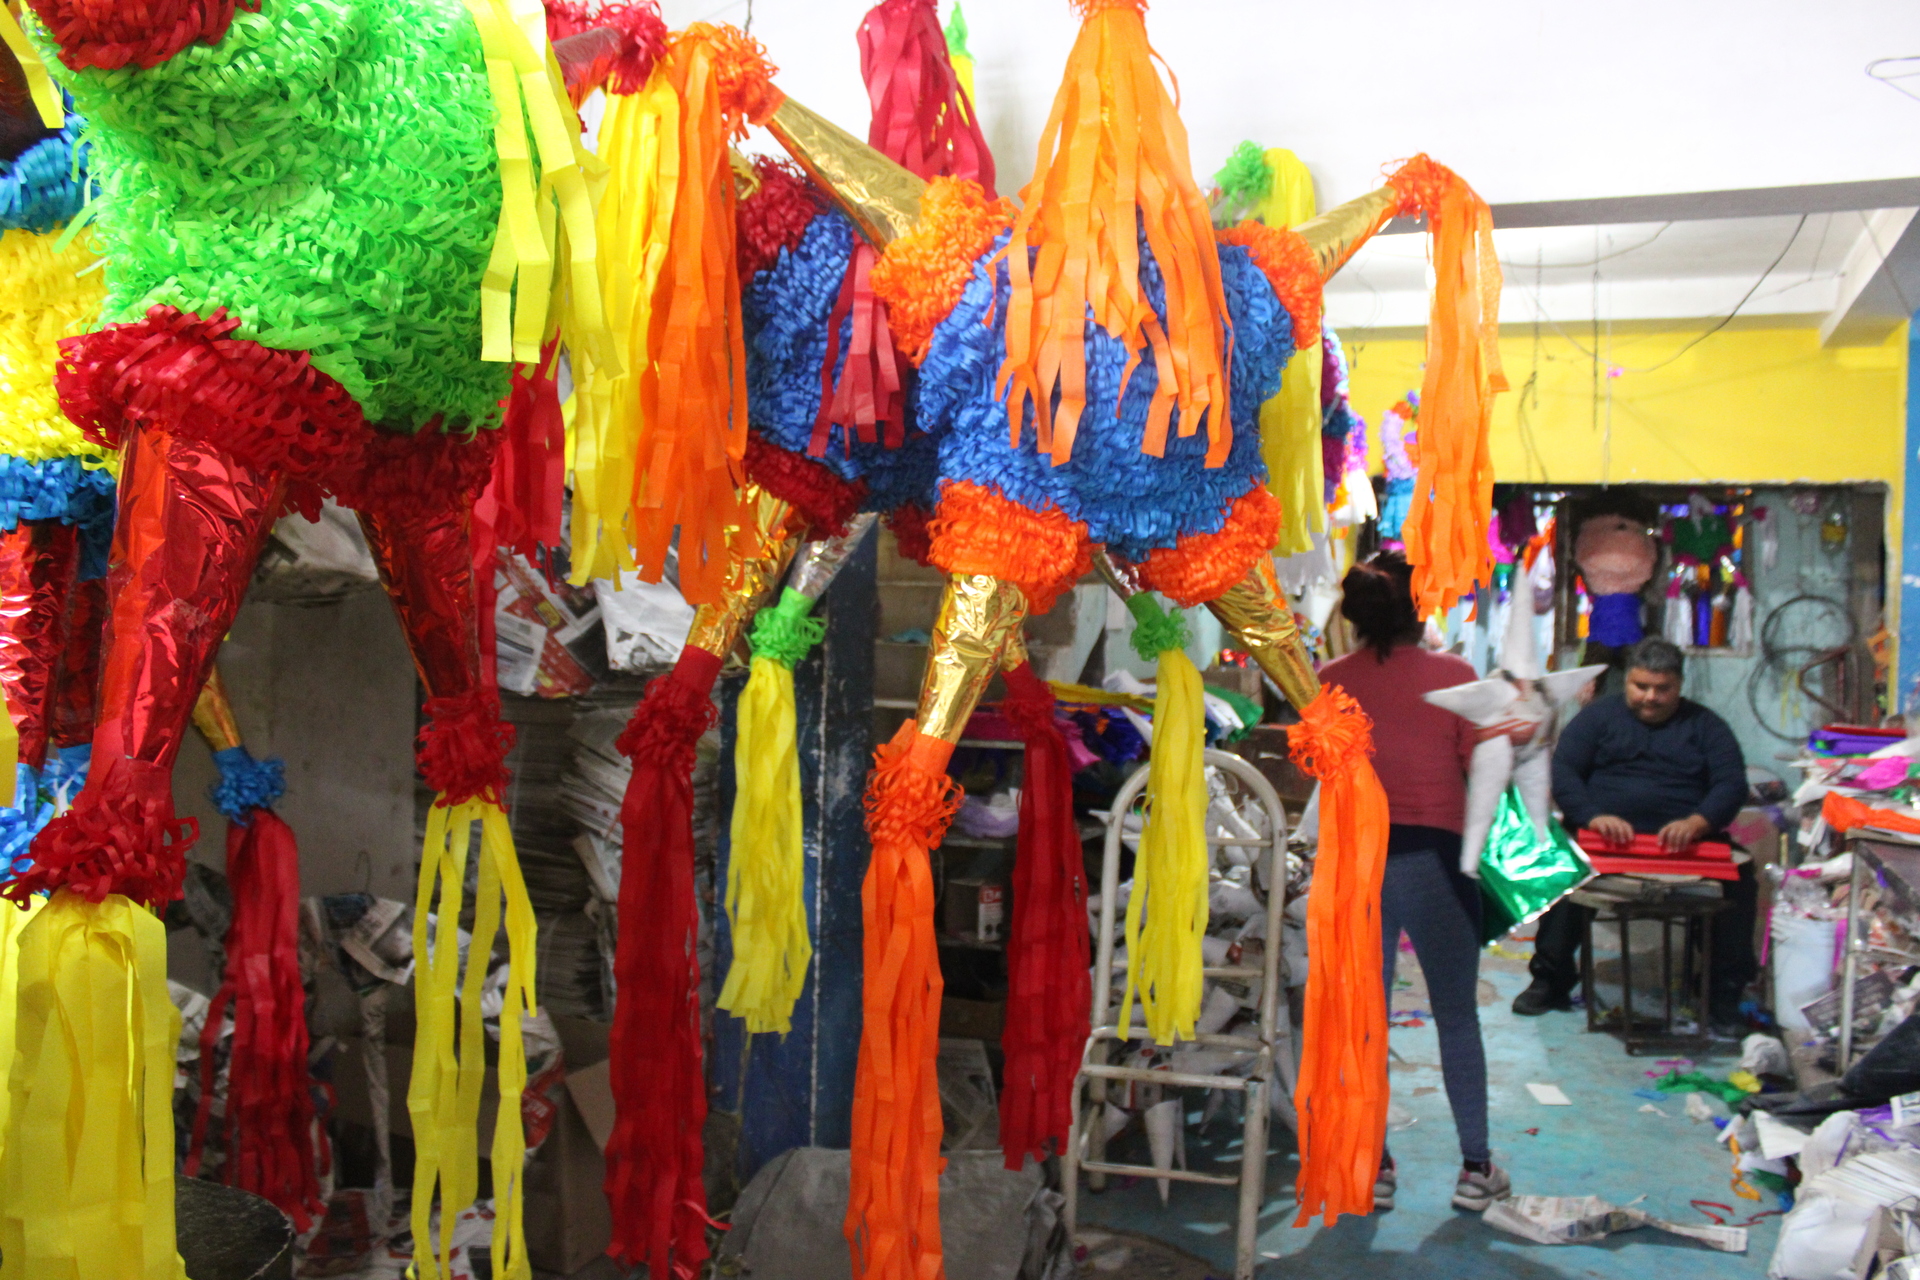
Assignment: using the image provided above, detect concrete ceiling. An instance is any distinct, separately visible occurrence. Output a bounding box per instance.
[659,0,1920,338]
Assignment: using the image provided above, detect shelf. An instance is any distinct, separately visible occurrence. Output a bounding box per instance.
[938,930,1005,952]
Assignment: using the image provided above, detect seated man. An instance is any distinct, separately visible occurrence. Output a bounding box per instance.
[1515,637,1757,1032]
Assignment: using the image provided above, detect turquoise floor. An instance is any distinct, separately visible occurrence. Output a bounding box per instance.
[1075,954,1783,1278]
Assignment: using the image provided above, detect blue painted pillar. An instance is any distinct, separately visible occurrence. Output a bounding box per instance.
[1903,313,1920,717]
[710,532,875,1181]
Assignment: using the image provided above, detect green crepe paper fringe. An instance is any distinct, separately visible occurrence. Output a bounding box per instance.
[1212,141,1269,225]
[748,588,826,669]
[943,2,971,61]
[1125,593,1189,662]
[28,0,511,432]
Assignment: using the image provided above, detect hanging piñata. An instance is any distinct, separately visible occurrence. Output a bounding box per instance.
[3,0,608,1275]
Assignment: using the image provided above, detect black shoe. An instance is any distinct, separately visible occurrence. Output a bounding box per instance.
[1512,980,1574,1017]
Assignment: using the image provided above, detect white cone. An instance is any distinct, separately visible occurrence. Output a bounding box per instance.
[1146,1098,1182,1205]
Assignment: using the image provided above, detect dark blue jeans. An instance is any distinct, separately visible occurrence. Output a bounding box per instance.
[1381,825,1490,1165]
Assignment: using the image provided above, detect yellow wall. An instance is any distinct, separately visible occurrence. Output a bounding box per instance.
[1341,321,1907,488]
[1342,317,1911,675]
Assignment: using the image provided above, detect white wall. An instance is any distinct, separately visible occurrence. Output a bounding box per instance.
[672,0,1920,208]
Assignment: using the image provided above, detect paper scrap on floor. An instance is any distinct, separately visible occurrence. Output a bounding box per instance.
[1485,1195,1747,1253]
[1526,1083,1572,1106]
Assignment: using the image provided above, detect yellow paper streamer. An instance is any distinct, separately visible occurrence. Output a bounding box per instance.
[567,77,675,584]
[1119,641,1211,1046]
[0,892,183,1280]
[458,0,613,369]
[408,799,539,1280]
[719,654,814,1034]
[0,895,45,1166]
[0,6,62,129]
[1253,148,1325,556]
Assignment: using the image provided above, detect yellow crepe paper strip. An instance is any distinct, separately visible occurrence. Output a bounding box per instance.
[1118,600,1211,1046]
[0,892,183,1280]
[0,228,113,468]
[0,894,45,1169]
[719,653,815,1034]
[408,799,538,1280]
[459,0,614,369]
[0,5,62,129]
[567,75,676,584]
[1251,148,1324,557]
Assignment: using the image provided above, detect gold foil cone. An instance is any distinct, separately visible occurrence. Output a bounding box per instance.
[766,99,926,249]
[685,487,804,660]
[1206,559,1322,711]
[918,573,1028,743]
[190,667,244,755]
[1294,185,1403,283]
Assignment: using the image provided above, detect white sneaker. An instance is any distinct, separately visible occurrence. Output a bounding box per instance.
[1451,1163,1511,1212]
[1373,1157,1396,1212]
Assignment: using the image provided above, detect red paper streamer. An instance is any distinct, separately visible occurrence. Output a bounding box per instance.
[25,0,255,72]
[857,0,995,193]
[186,809,322,1229]
[996,662,1089,1170]
[846,723,958,1280]
[0,519,81,770]
[605,647,722,1278]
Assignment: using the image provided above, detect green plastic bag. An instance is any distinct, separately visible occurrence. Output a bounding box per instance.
[1479,785,1595,945]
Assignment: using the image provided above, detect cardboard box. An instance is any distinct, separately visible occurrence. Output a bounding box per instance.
[525,1016,616,1277]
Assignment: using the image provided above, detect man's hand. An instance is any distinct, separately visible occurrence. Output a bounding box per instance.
[1589,815,1634,846]
[1658,814,1711,852]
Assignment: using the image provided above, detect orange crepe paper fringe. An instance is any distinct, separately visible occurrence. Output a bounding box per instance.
[1138,483,1282,608]
[627,25,783,606]
[928,480,1091,616]
[994,0,1233,467]
[869,177,1014,365]
[1286,686,1390,1227]
[846,723,961,1280]
[1215,221,1321,357]
[1383,155,1506,616]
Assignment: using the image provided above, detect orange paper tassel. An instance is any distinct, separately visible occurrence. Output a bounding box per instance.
[1384,155,1507,617]
[628,26,784,605]
[846,723,960,1280]
[1286,686,1390,1227]
[994,0,1233,467]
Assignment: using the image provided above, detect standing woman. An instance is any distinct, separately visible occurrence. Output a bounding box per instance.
[1318,552,1511,1213]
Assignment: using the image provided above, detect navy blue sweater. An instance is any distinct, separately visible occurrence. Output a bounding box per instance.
[1551,695,1747,835]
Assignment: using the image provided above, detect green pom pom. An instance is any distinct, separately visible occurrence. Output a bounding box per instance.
[750,588,827,668]
[1212,141,1270,223]
[1125,593,1189,661]
[37,0,513,432]
[944,2,972,59]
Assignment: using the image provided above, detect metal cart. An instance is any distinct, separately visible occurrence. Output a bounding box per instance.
[1062,748,1295,1280]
